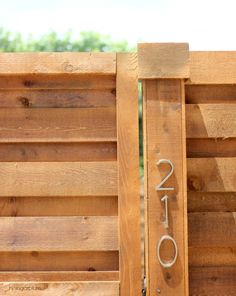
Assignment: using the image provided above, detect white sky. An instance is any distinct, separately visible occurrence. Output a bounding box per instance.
[1,0,236,50]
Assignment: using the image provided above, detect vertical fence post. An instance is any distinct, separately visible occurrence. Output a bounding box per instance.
[117,53,142,296]
[138,43,190,296]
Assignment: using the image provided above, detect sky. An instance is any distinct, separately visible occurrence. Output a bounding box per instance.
[1,0,236,50]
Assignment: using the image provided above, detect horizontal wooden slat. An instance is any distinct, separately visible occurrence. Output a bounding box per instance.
[0,216,118,251]
[0,282,119,296]
[0,143,117,162]
[185,84,236,104]
[0,271,119,282]
[189,247,236,267]
[186,104,236,138]
[0,75,116,90]
[0,196,118,217]
[187,158,236,192]
[0,251,118,271]
[188,51,236,84]
[188,192,236,212]
[0,162,117,196]
[188,212,236,247]
[189,267,236,296]
[0,89,116,108]
[187,138,236,158]
[0,53,116,75]
[0,108,116,143]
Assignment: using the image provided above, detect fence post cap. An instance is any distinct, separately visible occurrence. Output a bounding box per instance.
[138,42,190,79]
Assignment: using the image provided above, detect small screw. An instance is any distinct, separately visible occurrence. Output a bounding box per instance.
[157,288,161,294]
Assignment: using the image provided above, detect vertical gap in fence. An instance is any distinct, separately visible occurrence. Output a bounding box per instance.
[139,81,147,293]
[142,79,150,295]
[138,43,190,296]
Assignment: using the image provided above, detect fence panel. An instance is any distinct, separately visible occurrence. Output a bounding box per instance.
[0,52,141,296]
[186,51,236,296]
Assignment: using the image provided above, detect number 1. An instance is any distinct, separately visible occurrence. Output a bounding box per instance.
[161,195,169,229]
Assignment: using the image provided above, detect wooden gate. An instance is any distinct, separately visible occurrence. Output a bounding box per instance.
[139,43,236,296]
[0,53,141,295]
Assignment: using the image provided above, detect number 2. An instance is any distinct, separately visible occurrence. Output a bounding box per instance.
[155,159,174,191]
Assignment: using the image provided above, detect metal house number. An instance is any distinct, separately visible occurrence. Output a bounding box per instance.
[156,159,178,268]
[155,159,174,191]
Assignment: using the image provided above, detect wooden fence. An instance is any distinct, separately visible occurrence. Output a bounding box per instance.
[0,47,235,296]
[139,43,236,296]
[0,52,141,295]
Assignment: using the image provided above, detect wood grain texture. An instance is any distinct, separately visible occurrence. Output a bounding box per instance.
[187,158,236,192]
[0,162,117,196]
[0,196,118,217]
[0,281,119,296]
[188,212,236,247]
[0,251,119,271]
[143,79,188,296]
[0,216,118,251]
[186,104,236,138]
[0,143,117,162]
[0,52,116,75]
[0,75,116,90]
[138,43,189,79]
[189,267,236,296]
[0,108,116,143]
[188,192,236,212]
[0,271,119,282]
[0,89,116,108]
[185,84,236,104]
[188,51,236,84]
[0,52,122,288]
[187,138,236,158]
[189,247,236,267]
[117,53,141,295]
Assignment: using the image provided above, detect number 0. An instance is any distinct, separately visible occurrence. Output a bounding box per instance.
[157,234,178,268]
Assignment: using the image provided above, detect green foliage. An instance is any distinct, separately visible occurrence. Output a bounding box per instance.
[0,29,132,52]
